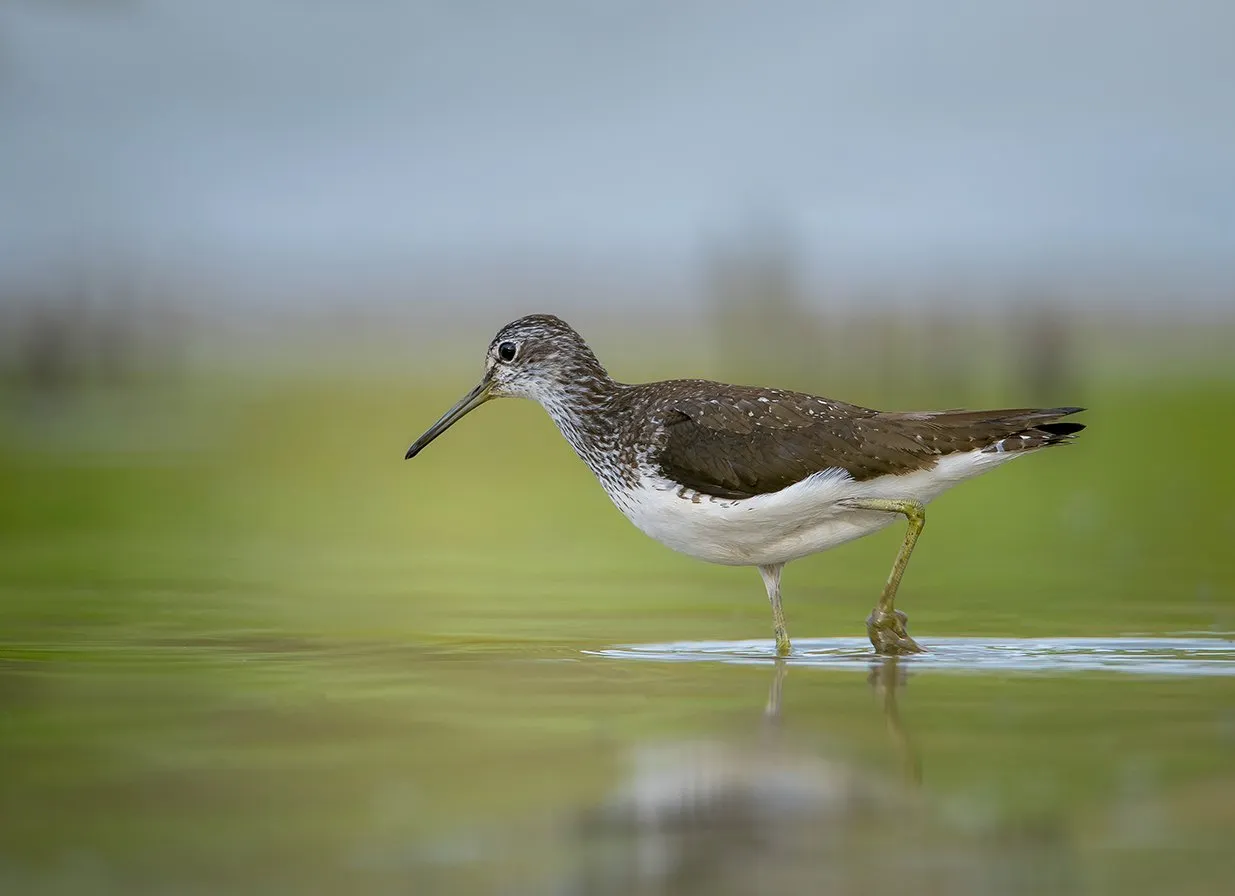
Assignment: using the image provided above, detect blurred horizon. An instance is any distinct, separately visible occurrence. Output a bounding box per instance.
[3,0,1234,313]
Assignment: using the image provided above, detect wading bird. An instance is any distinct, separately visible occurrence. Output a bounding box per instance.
[406,315,1084,656]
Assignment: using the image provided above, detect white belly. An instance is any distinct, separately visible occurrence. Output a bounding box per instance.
[608,449,1022,567]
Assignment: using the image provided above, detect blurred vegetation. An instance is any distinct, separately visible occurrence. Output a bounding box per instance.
[2,351,1231,647]
[1,302,1233,892]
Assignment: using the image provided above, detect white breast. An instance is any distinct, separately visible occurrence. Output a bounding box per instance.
[604,448,1024,567]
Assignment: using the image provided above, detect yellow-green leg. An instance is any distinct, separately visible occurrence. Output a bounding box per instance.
[840,498,927,656]
[757,563,791,656]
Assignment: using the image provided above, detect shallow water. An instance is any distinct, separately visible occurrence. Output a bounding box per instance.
[592,635,1235,676]
[4,632,1235,895]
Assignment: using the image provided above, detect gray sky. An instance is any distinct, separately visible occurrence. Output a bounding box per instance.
[3,0,1234,297]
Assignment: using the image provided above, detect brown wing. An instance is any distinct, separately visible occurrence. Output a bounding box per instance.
[649,383,1083,500]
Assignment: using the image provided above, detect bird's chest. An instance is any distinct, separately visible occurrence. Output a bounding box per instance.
[551,412,645,496]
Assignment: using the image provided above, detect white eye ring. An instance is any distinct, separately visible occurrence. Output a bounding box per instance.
[497,341,518,362]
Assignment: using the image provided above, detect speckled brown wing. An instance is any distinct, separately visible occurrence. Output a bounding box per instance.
[648,383,925,499]
[649,382,1083,500]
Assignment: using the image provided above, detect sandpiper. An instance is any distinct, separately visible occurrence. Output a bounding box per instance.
[405,314,1084,656]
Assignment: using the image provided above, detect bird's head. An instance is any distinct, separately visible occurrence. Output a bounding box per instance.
[405,314,606,459]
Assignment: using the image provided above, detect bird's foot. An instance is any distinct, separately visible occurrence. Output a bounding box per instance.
[774,625,792,657]
[866,608,924,656]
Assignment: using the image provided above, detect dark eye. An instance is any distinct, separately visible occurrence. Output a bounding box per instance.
[497,341,518,362]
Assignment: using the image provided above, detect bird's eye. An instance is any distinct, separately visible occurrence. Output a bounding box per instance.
[497,341,518,362]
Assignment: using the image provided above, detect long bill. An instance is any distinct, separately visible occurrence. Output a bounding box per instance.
[404,377,493,459]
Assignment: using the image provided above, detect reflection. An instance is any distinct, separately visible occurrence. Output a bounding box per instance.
[868,657,921,785]
[550,661,1076,895]
[414,661,1078,895]
[763,656,787,719]
[768,657,919,786]
[560,667,904,895]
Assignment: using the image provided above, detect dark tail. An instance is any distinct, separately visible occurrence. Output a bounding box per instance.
[983,406,1085,453]
[877,405,1085,457]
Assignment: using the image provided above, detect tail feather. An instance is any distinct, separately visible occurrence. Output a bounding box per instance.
[1035,420,1085,438]
[979,407,1085,454]
[880,405,1086,457]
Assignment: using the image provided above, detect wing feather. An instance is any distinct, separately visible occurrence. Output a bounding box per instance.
[647,385,1082,500]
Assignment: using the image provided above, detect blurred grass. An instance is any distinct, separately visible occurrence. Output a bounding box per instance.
[1,363,1233,893]
[2,367,1231,646]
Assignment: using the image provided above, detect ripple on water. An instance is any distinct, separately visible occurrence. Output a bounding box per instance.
[588,636,1235,676]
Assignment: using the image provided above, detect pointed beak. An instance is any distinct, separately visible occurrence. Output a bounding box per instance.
[405,376,494,459]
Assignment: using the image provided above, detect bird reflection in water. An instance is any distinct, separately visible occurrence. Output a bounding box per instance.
[410,662,1077,895]
[557,659,1075,896]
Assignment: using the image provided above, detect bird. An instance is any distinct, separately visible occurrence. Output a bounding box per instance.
[404,314,1085,656]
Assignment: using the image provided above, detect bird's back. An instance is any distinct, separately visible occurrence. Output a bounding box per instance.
[620,379,1083,501]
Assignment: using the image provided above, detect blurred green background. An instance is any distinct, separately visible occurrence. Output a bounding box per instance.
[3,2,1235,894]
[2,316,1233,893]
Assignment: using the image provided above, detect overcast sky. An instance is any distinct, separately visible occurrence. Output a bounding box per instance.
[2,0,1233,298]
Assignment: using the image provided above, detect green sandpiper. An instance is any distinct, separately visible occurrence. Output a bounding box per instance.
[406,314,1085,656]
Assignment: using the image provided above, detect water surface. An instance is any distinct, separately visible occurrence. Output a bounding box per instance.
[4,631,1234,895]
[593,635,1235,676]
